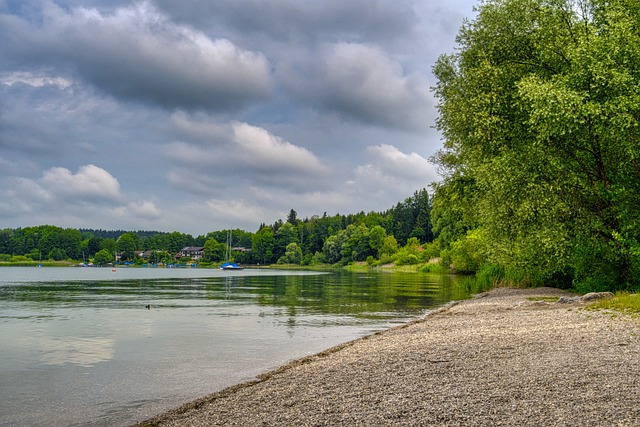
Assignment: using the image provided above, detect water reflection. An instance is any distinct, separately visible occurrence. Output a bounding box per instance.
[40,336,114,367]
[0,271,467,320]
[0,268,470,427]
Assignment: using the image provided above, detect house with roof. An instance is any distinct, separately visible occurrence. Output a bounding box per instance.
[177,246,205,260]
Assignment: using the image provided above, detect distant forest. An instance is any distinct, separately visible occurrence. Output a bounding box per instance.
[0,189,433,266]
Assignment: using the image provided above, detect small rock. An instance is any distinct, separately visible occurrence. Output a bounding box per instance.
[556,296,580,304]
[581,292,614,302]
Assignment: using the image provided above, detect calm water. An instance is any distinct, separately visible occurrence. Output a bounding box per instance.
[0,267,469,427]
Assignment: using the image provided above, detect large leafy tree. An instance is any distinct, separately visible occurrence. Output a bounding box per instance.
[203,238,225,262]
[433,0,640,290]
[116,233,138,262]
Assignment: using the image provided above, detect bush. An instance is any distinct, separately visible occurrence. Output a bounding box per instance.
[571,237,636,293]
[448,229,487,273]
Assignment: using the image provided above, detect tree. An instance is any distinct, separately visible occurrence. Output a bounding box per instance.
[379,235,399,260]
[94,248,113,266]
[86,237,101,257]
[48,248,66,261]
[341,224,373,261]
[100,238,116,254]
[323,232,346,264]
[203,238,225,262]
[252,226,276,264]
[369,225,387,255]
[432,0,640,289]
[116,233,138,262]
[274,222,298,260]
[278,242,303,264]
[286,209,299,226]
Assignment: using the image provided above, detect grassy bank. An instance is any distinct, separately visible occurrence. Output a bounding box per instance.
[0,260,77,267]
[588,292,640,316]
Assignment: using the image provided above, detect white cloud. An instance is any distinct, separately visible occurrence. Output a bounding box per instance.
[203,198,266,223]
[166,115,330,195]
[0,164,161,229]
[40,164,122,202]
[232,122,327,174]
[366,144,435,181]
[0,71,72,88]
[341,144,438,207]
[114,200,162,219]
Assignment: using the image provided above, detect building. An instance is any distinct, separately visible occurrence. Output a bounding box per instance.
[177,246,205,260]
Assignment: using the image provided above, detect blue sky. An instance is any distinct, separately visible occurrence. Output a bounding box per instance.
[0,0,477,235]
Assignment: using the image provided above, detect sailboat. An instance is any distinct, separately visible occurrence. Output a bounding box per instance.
[219,230,244,270]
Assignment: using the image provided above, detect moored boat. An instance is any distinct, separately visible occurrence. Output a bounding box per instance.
[219,262,244,270]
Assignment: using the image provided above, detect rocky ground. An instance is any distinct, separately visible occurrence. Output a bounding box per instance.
[135,287,640,426]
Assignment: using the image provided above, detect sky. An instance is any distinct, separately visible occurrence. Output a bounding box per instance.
[0,0,477,236]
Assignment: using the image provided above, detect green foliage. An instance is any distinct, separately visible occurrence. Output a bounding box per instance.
[589,292,640,315]
[94,249,113,265]
[116,233,138,261]
[203,238,225,262]
[379,235,399,260]
[387,189,433,245]
[48,248,66,261]
[448,229,487,274]
[252,226,276,264]
[393,237,428,266]
[278,242,303,264]
[0,189,437,267]
[431,0,640,291]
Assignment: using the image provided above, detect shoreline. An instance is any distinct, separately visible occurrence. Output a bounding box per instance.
[134,287,640,426]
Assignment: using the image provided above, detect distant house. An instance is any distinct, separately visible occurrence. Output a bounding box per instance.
[138,250,163,259]
[177,246,205,260]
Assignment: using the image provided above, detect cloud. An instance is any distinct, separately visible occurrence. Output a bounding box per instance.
[0,1,271,110]
[203,198,266,224]
[0,164,161,228]
[166,114,330,195]
[40,337,114,367]
[343,144,438,205]
[0,0,477,235]
[366,144,436,181]
[4,164,123,211]
[0,71,72,88]
[155,0,415,46]
[232,122,326,174]
[40,164,122,202]
[279,42,432,131]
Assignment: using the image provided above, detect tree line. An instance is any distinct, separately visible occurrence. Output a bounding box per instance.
[430,0,640,292]
[0,189,433,266]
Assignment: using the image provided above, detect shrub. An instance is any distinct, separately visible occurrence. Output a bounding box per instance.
[449,229,487,273]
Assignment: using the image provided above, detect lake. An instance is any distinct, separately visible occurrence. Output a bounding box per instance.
[0,267,469,426]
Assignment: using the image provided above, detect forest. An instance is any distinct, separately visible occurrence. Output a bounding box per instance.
[0,190,435,268]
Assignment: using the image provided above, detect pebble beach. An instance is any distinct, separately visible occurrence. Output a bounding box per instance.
[135,287,640,426]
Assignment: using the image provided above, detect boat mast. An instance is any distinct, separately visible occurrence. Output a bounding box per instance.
[225,230,231,262]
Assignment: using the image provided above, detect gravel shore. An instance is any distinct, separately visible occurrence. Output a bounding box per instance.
[136,287,640,426]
